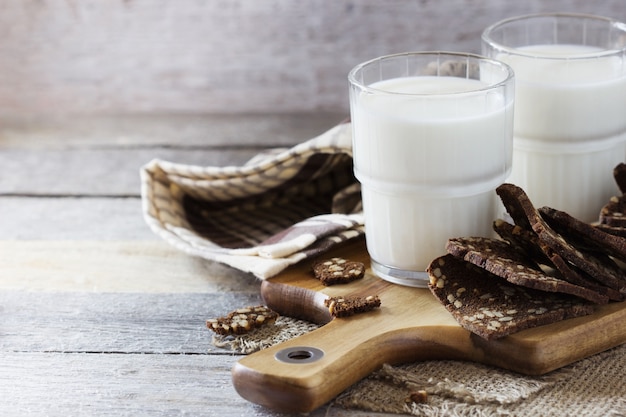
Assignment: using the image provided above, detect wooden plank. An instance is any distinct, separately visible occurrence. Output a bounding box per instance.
[0,197,156,240]
[0,148,261,196]
[0,352,392,417]
[0,114,346,196]
[0,113,344,149]
[0,291,263,354]
[0,241,261,293]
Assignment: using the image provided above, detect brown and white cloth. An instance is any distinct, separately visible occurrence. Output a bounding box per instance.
[140,122,364,279]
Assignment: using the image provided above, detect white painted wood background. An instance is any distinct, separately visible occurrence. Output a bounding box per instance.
[1,0,625,117]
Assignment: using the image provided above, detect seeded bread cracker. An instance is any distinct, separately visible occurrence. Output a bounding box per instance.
[427,254,595,340]
[446,237,609,304]
[538,206,626,299]
[538,245,623,302]
[324,295,381,318]
[206,305,279,335]
[537,239,622,300]
[496,183,625,293]
[541,206,626,259]
[495,184,534,231]
[540,206,626,268]
[493,219,552,265]
[613,162,626,194]
[494,218,623,300]
[313,257,365,286]
[595,223,626,239]
[599,195,626,228]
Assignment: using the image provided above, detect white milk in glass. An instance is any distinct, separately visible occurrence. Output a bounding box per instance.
[497,44,626,222]
[351,76,512,277]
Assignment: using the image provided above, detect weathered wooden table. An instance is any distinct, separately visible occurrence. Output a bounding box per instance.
[0,113,387,416]
[2,113,624,416]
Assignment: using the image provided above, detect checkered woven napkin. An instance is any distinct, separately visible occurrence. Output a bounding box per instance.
[140,122,364,279]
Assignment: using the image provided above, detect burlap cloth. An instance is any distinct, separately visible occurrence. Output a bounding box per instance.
[142,122,626,415]
[212,317,626,416]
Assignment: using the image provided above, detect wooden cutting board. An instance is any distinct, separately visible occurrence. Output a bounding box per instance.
[232,237,626,413]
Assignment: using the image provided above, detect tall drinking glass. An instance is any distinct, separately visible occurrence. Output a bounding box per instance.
[348,52,515,287]
[482,13,626,222]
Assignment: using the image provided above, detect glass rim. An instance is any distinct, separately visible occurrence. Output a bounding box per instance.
[481,12,626,60]
[348,51,515,97]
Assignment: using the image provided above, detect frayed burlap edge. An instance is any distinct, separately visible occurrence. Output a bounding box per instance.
[331,361,556,416]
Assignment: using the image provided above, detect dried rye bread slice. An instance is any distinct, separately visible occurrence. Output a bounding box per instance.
[613,162,626,194]
[541,205,626,260]
[536,239,622,301]
[206,305,279,335]
[573,267,624,301]
[543,245,624,301]
[324,295,381,318]
[496,183,625,292]
[312,257,365,286]
[599,195,626,227]
[495,217,623,301]
[446,237,609,304]
[495,184,534,231]
[427,255,595,340]
[538,206,626,299]
[595,223,626,239]
[493,219,552,265]
[540,206,626,271]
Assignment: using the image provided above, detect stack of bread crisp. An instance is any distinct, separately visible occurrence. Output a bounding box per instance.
[428,165,626,340]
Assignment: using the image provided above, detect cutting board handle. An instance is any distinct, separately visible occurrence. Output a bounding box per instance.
[231,302,472,413]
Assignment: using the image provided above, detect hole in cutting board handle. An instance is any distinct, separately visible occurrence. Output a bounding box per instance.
[274,346,324,364]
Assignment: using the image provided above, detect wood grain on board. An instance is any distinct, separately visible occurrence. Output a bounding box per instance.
[234,239,626,413]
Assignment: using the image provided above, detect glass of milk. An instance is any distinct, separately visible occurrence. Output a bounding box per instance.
[482,13,626,222]
[348,52,515,287]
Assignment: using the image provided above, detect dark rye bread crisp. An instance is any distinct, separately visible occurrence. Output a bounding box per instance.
[530,242,623,302]
[312,257,365,286]
[206,305,279,335]
[539,206,626,299]
[595,223,626,239]
[495,184,534,231]
[496,183,625,292]
[493,219,552,265]
[324,295,381,318]
[492,218,602,292]
[613,162,626,194]
[599,195,626,227]
[540,206,626,264]
[427,254,595,340]
[446,237,609,304]
[540,242,623,301]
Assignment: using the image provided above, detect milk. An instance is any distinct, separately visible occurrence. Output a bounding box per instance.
[496,44,626,221]
[350,76,513,283]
